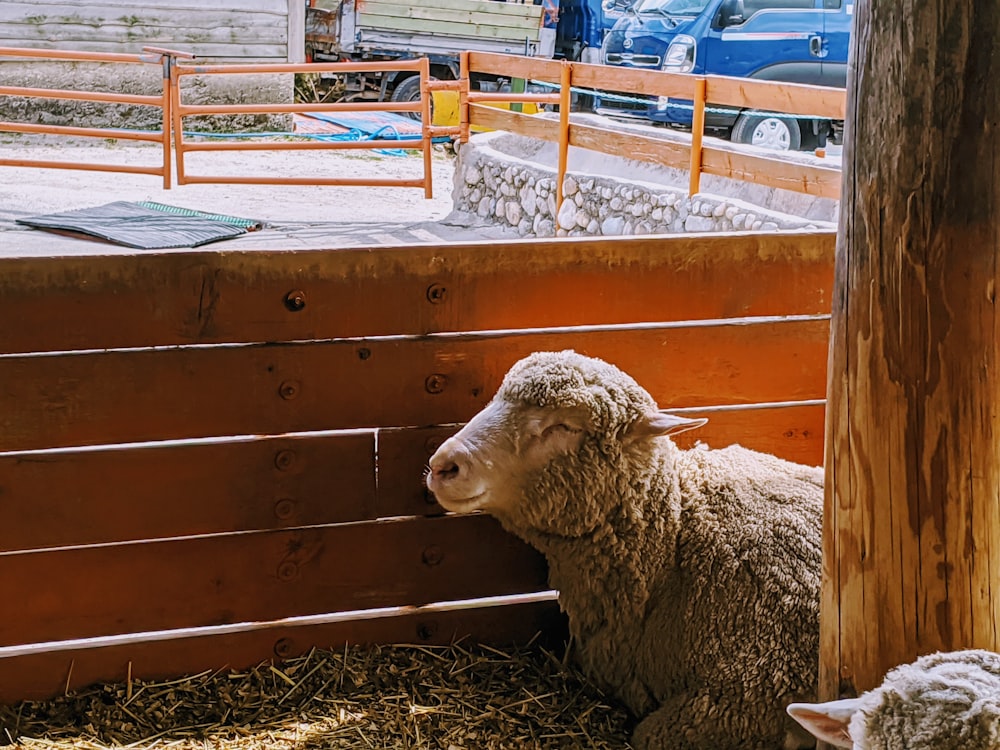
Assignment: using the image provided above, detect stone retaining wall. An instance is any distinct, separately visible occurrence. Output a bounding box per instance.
[452,125,838,238]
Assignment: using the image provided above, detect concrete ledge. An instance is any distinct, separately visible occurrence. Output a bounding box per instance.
[451,114,839,237]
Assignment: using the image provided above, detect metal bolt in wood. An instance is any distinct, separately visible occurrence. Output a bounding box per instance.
[283,290,306,311]
[274,450,297,471]
[424,374,447,394]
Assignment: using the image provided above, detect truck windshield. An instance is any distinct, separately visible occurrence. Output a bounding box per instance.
[633,0,712,15]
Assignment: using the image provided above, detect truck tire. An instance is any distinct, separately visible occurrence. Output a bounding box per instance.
[731,111,802,151]
[390,75,424,121]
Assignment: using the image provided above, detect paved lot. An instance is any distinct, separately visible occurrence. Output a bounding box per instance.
[0,139,519,256]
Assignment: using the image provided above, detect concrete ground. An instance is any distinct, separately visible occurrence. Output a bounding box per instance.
[0,137,520,257]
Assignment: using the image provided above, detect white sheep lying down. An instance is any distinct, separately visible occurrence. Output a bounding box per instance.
[788,649,1000,750]
[426,350,824,750]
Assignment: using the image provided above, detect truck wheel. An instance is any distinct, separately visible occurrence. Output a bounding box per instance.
[731,112,801,151]
[390,75,425,121]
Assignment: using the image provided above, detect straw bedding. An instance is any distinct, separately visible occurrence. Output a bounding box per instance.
[1,641,632,749]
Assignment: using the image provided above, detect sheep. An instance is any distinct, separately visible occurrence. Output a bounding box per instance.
[787,649,1000,750]
[425,350,825,750]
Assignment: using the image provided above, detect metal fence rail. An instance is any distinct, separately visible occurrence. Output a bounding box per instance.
[170,58,435,197]
[0,46,188,189]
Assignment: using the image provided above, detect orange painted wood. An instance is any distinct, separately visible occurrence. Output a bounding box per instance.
[0,433,376,552]
[568,61,694,99]
[0,232,835,354]
[0,599,565,705]
[466,52,563,82]
[468,104,560,141]
[664,402,825,466]
[701,145,843,199]
[377,426,457,518]
[0,318,831,452]
[0,514,548,648]
[705,75,845,119]
[569,120,691,172]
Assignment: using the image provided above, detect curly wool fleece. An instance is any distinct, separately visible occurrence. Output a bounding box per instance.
[489,351,824,750]
[850,649,1000,750]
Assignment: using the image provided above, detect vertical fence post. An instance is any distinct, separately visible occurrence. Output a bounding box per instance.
[688,77,706,196]
[169,62,186,186]
[459,51,471,144]
[156,53,172,190]
[556,61,571,224]
[420,57,433,199]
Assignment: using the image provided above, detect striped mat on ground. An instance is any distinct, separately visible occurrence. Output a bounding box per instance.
[16,201,262,249]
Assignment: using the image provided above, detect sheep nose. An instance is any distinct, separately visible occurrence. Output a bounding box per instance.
[428,438,469,482]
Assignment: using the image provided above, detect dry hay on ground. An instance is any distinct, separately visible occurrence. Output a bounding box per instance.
[1,641,632,749]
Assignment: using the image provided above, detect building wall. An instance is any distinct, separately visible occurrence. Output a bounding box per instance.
[0,0,303,131]
[0,0,299,60]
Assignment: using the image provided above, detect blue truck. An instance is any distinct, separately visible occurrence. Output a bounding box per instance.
[597,0,853,149]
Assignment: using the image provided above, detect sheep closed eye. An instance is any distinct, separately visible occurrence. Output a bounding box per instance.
[541,423,584,440]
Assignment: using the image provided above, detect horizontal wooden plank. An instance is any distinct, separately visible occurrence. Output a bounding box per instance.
[0,232,836,353]
[1,400,826,556]
[359,2,542,31]
[467,51,564,82]
[0,319,831,452]
[569,119,691,172]
[0,40,287,57]
[0,599,565,705]
[378,402,826,515]
[0,433,376,552]
[0,1,286,16]
[670,402,825,466]
[0,514,548,648]
[360,0,543,20]
[702,145,843,199]
[706,75,846,120]
[1,23,285,46]
[570,61,695,100]
[469,103,560,140]
[358,14,540,42]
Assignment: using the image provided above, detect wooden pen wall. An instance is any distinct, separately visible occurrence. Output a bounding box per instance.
[0,231,834,704]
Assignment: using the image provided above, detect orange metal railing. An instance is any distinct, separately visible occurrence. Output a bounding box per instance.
[170,58,436,197]
[0,46,191,189]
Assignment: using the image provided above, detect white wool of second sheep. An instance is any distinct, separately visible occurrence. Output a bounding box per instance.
[788,649,1000,750]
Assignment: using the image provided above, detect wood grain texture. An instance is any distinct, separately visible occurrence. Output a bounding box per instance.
[701,145,842,199]
[0,2,287,57]
[466,51,563,82]
[0,433,376,552]
[0,318,831,452]
[0,599,566,705]
[0,514,548,647]
[469,104,560,141]
[705,75,845,119]
[0,232,835,353]
[569,120,691,172]
[821,0,1000,702]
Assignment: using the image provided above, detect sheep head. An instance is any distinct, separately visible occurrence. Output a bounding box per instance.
[425,350,705,535]
[788,649,1000,750]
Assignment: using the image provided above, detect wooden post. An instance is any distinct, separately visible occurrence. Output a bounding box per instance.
[821,0,1000,703]
[556,61,571,220]
[688,77,706,196]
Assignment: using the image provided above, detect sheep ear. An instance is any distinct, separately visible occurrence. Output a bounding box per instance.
[626,412,707,441]
[786,699,862,748]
